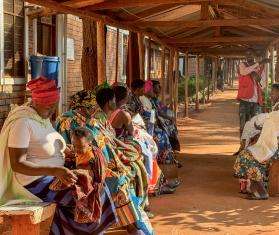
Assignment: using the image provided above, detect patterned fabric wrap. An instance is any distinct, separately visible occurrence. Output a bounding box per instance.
[126,94,176,165]
[49,146,107,224]
[55,90,154,234]
[25,176,116,235]
[234,149,279,182]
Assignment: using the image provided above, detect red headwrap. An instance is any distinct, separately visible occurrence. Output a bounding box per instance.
[27,77,60,107]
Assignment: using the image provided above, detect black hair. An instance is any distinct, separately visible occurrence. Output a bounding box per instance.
[96,87,114,109]
[72,127,93,142]
[151,80,160,87]
[113,85,128,103]
[131,79,145,91]
[272,83,279,91]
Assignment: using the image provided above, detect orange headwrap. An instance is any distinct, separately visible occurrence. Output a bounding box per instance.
[27,77,60,107]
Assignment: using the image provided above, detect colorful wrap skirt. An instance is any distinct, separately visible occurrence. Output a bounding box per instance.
[25,176,117,235]
[234,149,279,182]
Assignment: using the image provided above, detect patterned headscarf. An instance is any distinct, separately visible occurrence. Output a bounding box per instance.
[70,90,97,110]
[70,82,113,110]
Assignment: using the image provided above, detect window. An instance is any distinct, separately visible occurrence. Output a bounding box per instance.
[3,0,24,77]
[37,16,56,56]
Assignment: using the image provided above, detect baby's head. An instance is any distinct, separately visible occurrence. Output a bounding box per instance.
[71,127,93,154]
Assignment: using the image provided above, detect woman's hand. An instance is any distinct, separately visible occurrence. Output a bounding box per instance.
[54,167,78,186]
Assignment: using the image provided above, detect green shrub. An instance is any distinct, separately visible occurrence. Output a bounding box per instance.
[178,75,209,102]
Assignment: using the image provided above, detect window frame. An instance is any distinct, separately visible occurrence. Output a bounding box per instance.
[3,0,25,78]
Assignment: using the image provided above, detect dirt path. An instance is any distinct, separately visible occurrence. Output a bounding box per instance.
[150,88,279,235]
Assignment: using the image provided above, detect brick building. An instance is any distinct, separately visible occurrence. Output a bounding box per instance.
[0,0,203,127]
[0,0,130,127]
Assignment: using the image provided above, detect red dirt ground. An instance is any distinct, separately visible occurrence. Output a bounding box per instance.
[149,88,279,235]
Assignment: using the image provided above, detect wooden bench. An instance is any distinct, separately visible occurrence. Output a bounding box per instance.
[0,202,56,235]
[269,159,279,196]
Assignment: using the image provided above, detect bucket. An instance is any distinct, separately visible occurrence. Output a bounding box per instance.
[42,56,60,85]
[29,55,44,79]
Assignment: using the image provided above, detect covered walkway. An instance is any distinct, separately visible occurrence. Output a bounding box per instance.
[150,87,279,235]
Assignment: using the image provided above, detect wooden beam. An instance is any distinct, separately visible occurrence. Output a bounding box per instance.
[88,0,243,10]
[195,55,199,111]
[133,18,279,28]
[97,20,106,84]
[161,46,166,103]
[63,0,105,8]
[167,36,274,44]
[138,33,145,81]
[184,53,189,117]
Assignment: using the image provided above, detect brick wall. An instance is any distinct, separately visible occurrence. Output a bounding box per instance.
[0,84,26,127]
[66,15,83,104]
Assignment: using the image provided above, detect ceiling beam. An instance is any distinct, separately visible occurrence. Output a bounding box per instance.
[88,0,244,10]
[166,36,274,44]
[132,18,279,28]
[25,0,173,50]
[63,0,105,8]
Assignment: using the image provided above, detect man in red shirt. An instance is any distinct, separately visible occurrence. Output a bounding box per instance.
[237,49,269,136]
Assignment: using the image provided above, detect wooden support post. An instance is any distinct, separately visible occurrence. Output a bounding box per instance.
[202,57,206,105]
[115,28,119,83]
[147,38,151,80]
[265,49,269,93]
[214,57,218,92]
[168,49,175,108]
[195,55,200,111]
[81,18,98,89]
[97,20,106,84]
[184,53,189,117]
[174,50,179,119]
[161,46,166,102]
[271,47,275,85]
[276,44,279,82]
[206,58,210,102]
[138,33,145,81]
[232,59,235,87]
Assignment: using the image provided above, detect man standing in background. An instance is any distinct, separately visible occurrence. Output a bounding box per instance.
[234,49,270,155]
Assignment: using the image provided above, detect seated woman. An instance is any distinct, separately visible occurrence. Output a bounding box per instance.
[111,84,176,197]
[56,89,154,235]
[140,81,179,165]
[234,83,279,200]
[0,77,116,234]
[151,80,180,153]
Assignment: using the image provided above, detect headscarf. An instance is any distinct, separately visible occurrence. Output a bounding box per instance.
[27,77,60,107]
[70,90,97,110]
[144,80,153,93]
